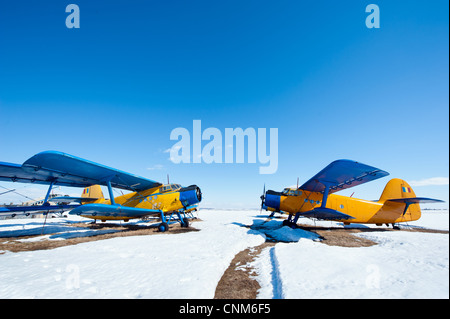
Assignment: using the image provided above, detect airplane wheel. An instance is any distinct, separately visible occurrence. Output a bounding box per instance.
[282,220,297,229]
[158,222,169,232]
[181,218,189,228]
[283,220,295,227]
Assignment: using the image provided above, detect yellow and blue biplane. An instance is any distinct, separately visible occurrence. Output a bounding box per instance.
[0,151,202,232]
[260,160,443,229]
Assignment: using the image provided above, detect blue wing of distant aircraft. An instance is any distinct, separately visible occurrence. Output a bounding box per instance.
[299,159,389,194]
[0,204,81,216]
[0,151,162,192]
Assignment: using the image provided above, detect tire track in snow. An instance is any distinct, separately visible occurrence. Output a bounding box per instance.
[269,246,284,299]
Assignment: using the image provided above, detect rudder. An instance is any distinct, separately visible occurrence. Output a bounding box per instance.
[81,185,104,203]
[378,178,417,203]
[378,178,421,222]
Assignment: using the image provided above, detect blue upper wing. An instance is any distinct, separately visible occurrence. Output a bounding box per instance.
[299,159,389,194]
[0,151,162,192]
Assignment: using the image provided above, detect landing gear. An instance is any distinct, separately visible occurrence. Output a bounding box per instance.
[282,219,297,228]
[158,210,169,232]
[181,218,189,228]
[158,222,169,232]
[282,213,300,228]
[157,210,191,232]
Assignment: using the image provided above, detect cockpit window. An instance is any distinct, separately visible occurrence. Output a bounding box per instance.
[282,189,302,196]
[159,185,172,193]
[159,184,182,193]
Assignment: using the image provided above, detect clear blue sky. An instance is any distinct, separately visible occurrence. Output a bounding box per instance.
[0,0,448,208]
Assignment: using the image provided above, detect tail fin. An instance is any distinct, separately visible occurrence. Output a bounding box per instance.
[378,178,444,223]
[378,178,417,203]
[81,185,104,203]
[377,178,421,221]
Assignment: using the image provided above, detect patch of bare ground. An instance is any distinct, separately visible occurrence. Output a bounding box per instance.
[214,242,275,299]
[298,225,381,247]
[300,224,448,247]
[0,220,199,253]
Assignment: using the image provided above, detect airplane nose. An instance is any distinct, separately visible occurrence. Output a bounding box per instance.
[179,185,202,207]
[264,190,281,210]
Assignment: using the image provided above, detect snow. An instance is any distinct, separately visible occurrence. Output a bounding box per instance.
[253,232,448,299]
[0,209,448,299]
[250,218,321,242]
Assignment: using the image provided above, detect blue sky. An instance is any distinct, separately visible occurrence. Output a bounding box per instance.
[0,0,448,208]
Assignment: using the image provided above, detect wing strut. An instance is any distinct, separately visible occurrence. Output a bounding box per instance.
[41,180,56,234]
[43,180,56,203]
[321,183,331,208]
[106,180,116,205]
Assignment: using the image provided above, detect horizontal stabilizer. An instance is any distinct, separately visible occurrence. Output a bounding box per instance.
[69,203,161,218]
[386,197,445,204]
[300,207,355,221]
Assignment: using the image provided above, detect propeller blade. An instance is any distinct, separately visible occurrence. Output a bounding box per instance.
[260,183,266,212]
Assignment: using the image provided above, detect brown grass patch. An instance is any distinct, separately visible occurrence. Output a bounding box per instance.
[298,224,448,247]
[214,242,275,299]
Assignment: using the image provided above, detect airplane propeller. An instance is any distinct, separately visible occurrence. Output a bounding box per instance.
[196,186,202,202]
[260,184,266,213]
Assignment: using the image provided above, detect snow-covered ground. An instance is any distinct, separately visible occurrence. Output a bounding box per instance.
[0,209,448,299]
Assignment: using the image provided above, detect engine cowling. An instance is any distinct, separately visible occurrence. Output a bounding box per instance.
[179,185,202,207]
[263,190,282,211]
